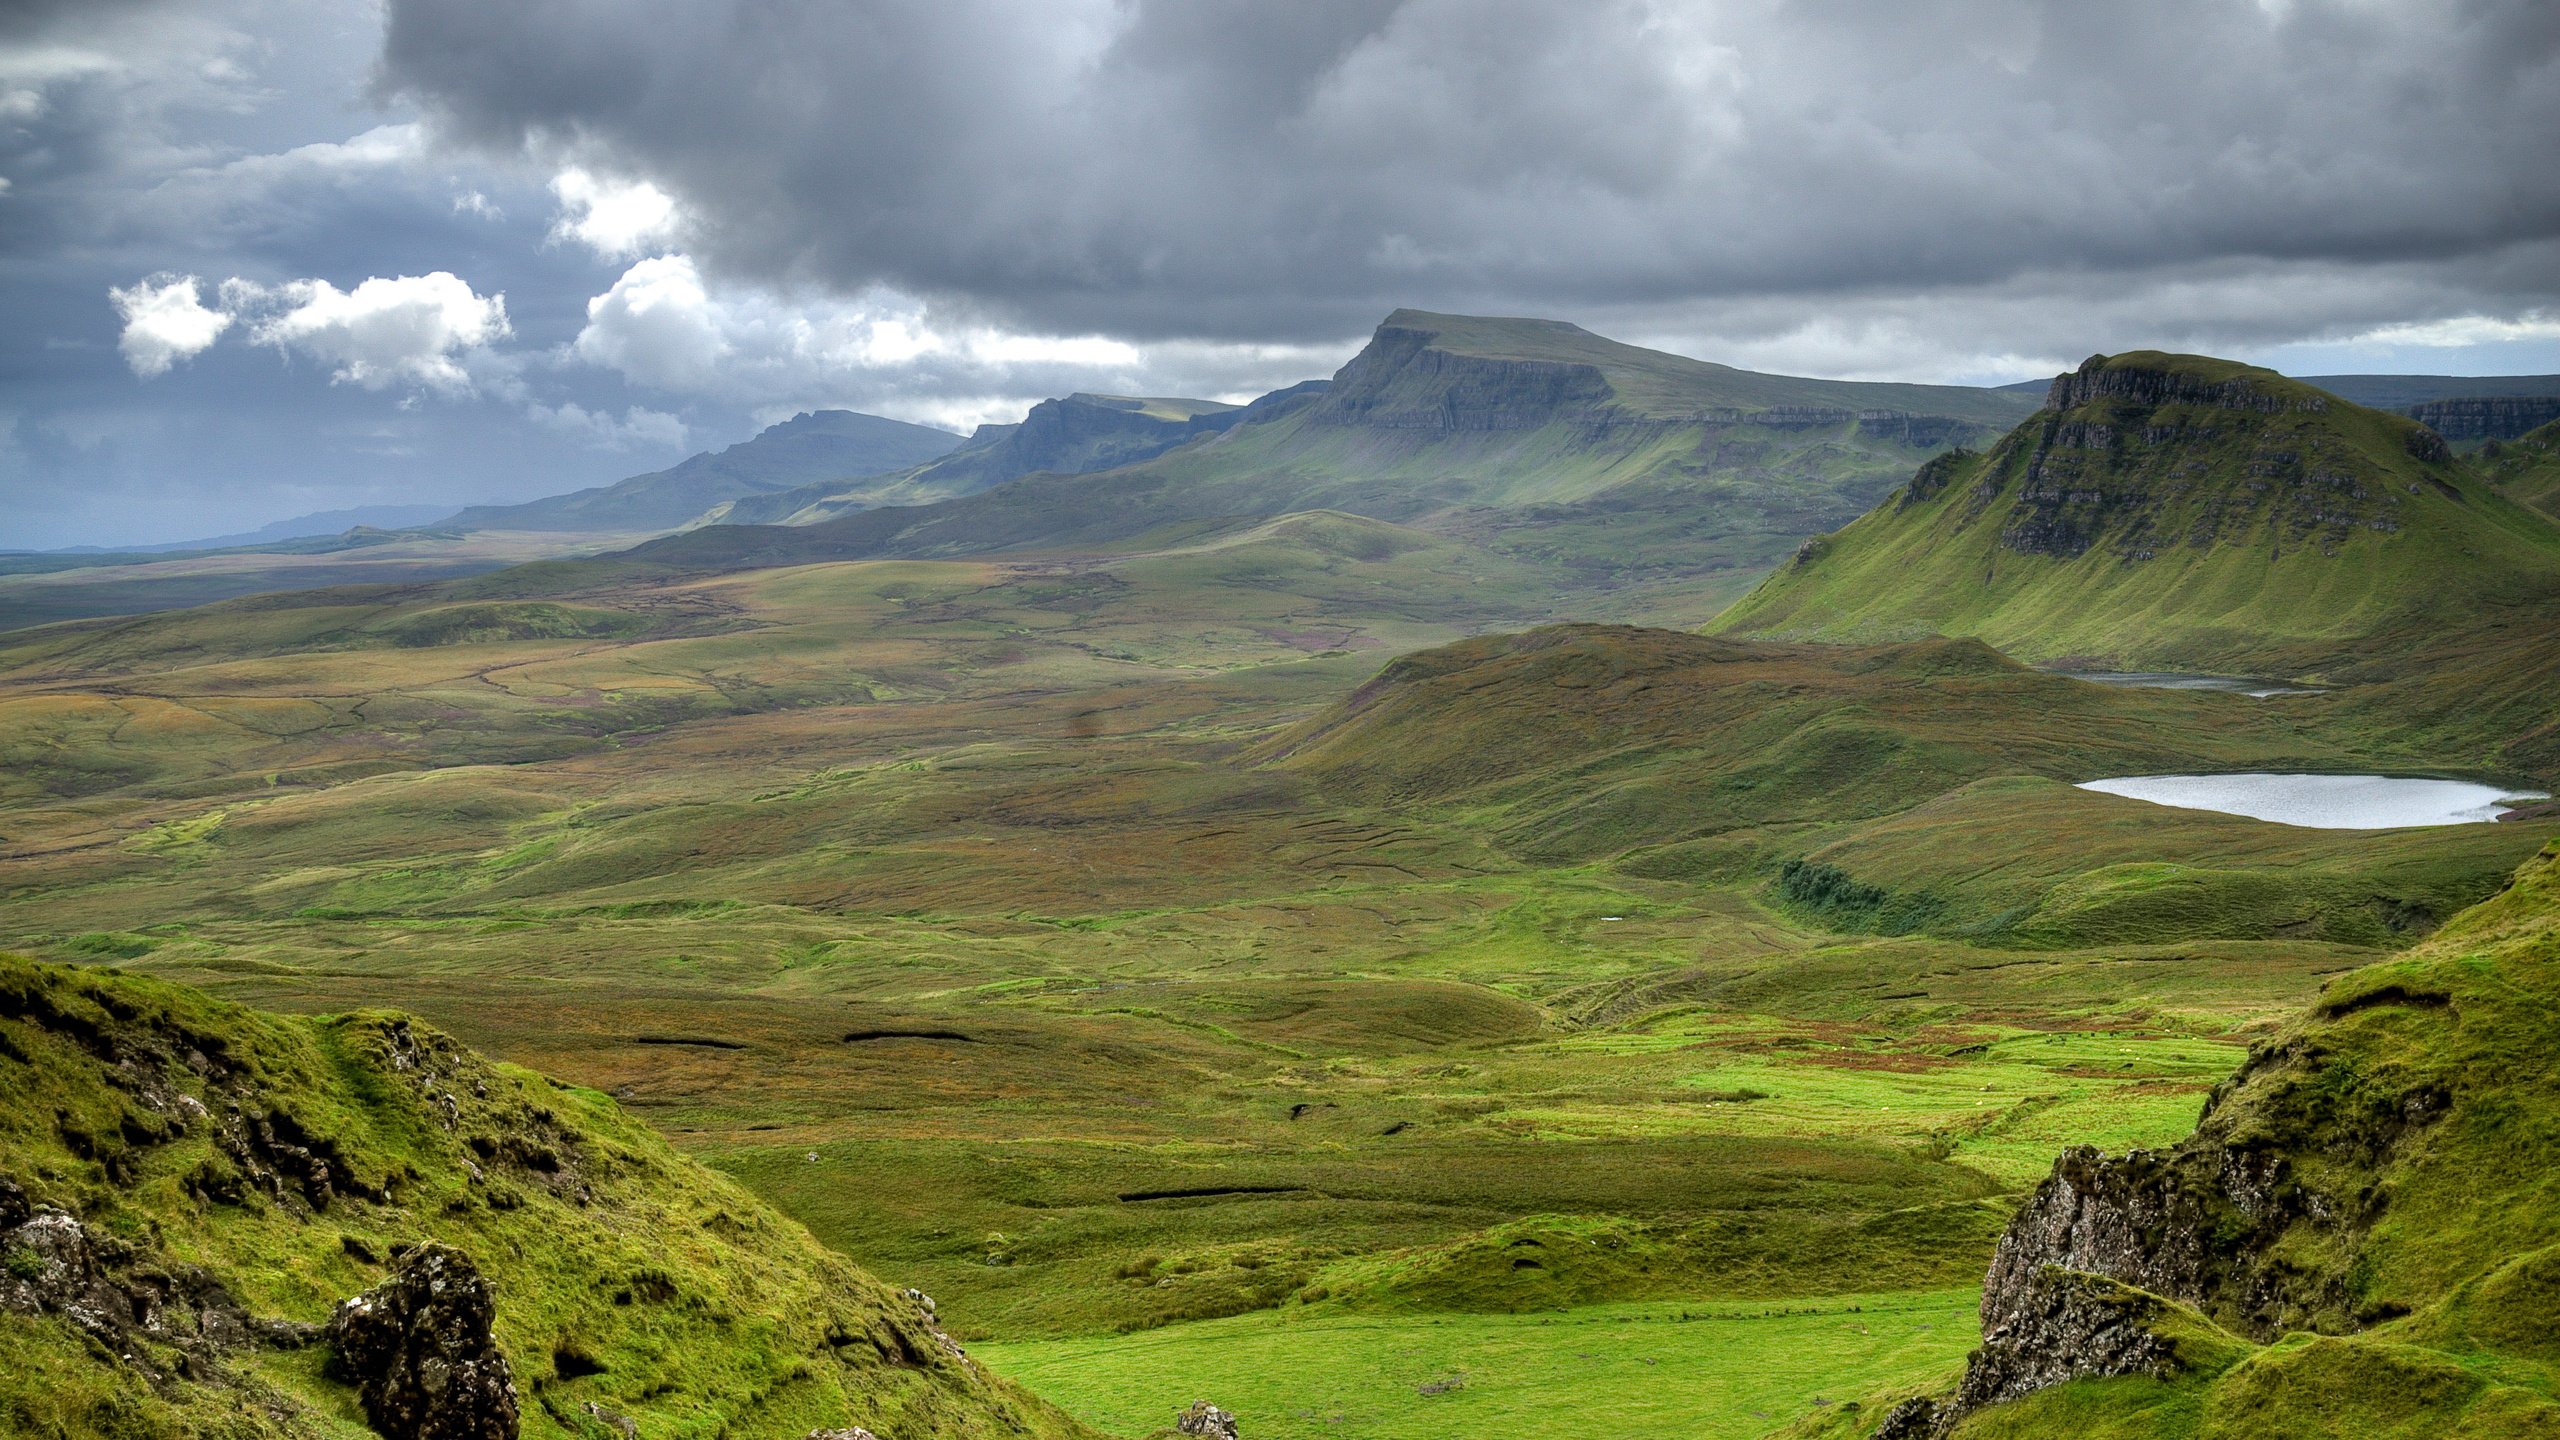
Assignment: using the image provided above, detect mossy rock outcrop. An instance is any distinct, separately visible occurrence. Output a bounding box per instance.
[0,956,1096,1440]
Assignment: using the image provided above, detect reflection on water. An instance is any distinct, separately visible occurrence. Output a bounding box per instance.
[2077,773,2548,829]
[2057,671,2314,699]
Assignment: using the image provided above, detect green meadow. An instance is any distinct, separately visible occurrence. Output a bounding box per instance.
[978,1292,1981,1440]
[6,498,2551,1435]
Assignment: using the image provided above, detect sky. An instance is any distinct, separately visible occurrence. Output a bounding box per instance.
[2,0,2556,549]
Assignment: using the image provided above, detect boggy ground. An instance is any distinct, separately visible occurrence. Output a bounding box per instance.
[1,535,2548,1437]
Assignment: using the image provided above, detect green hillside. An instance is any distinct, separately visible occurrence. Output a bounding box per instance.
[1717,352,2560,673]
[0,956,1090,1440]
[2482,418,2560,519]
[1790,841,2560,1439]
[612,312,2040,594]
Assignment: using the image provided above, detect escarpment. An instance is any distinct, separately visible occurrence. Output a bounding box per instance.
[1995,353,2443,561]
[1871,845,2560,1437]
[2042,352,2331,415]
[1310,321,1622,430]
[2408,394,2560,441]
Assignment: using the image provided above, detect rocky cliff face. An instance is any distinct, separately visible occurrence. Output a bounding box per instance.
[1991,354,2440,562]
[1858,846,2560,1439]
[1310,322,1622,431]
[940,393,1247,483]
[2407,395,2560,441]
[2044,354,2328,415]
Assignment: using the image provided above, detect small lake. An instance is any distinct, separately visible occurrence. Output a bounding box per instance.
[2058,671,2314,698]
[2077,774,2548,829]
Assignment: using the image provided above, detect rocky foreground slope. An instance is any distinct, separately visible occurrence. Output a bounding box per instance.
[0,956,1094,1440]
[1800,841,2560,1438]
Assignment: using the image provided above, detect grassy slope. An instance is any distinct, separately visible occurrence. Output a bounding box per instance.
[0,956,1090,1440]
[1715,353,2560,674]
[1257,624,2496,849]
[1788,841,2560,1439]
[2481,418,2560,519]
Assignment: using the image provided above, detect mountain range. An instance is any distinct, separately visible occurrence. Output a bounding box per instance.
[441,409,966,534]
[601,310,2041,598]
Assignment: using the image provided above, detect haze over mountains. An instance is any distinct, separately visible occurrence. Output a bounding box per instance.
[443,409,967,534]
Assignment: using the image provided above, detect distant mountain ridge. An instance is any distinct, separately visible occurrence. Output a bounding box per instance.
[1717,350,2560,672]
[38,505,458,556]
[711,391,1251,527]
[603,310,2044,582]
[444,409,963,533]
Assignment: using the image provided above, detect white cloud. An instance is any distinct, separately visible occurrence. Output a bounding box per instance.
[109,273,233,377]
[525,400,688,451]
[548,166,684,259]
[570,253,731,390]
[567,252,1306,428]
[228,271,510,393]
[2343,313,2560,349]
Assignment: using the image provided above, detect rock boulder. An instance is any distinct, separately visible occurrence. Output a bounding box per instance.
[325,1244,519,1440]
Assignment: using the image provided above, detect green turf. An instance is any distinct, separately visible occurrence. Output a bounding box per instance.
[978,1290,1980,1440]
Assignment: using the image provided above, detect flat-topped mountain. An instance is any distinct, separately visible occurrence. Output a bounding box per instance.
[610,311,2039,582]
[1716,351,2560,672]
[1314,309,2032,429]
[446,409,964,534]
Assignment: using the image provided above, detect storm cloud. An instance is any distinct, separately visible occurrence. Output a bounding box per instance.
[4,0,2557,547]
[376,0,2560,343]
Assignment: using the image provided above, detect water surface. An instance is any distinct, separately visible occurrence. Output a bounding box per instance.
[2077,773,2546,829]
[2059,671,2313,698]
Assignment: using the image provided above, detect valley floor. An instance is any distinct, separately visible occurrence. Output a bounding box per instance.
[2,538,2547,1437]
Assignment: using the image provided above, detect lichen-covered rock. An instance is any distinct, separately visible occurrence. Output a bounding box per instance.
[804,1429,880,1440]
[326,1244,519,1440]
[1958,1269,2181,1411]
[1868,1270,2190,1439]
[0,1192,122,1340]
[1174,1399,1240,1439]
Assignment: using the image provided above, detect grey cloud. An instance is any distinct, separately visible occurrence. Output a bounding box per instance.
[376,0,2560,343]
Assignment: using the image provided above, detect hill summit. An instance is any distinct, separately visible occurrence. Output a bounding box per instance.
[1715,351,2560,672]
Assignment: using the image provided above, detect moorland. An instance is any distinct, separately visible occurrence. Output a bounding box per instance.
[7,314,2560,1439]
